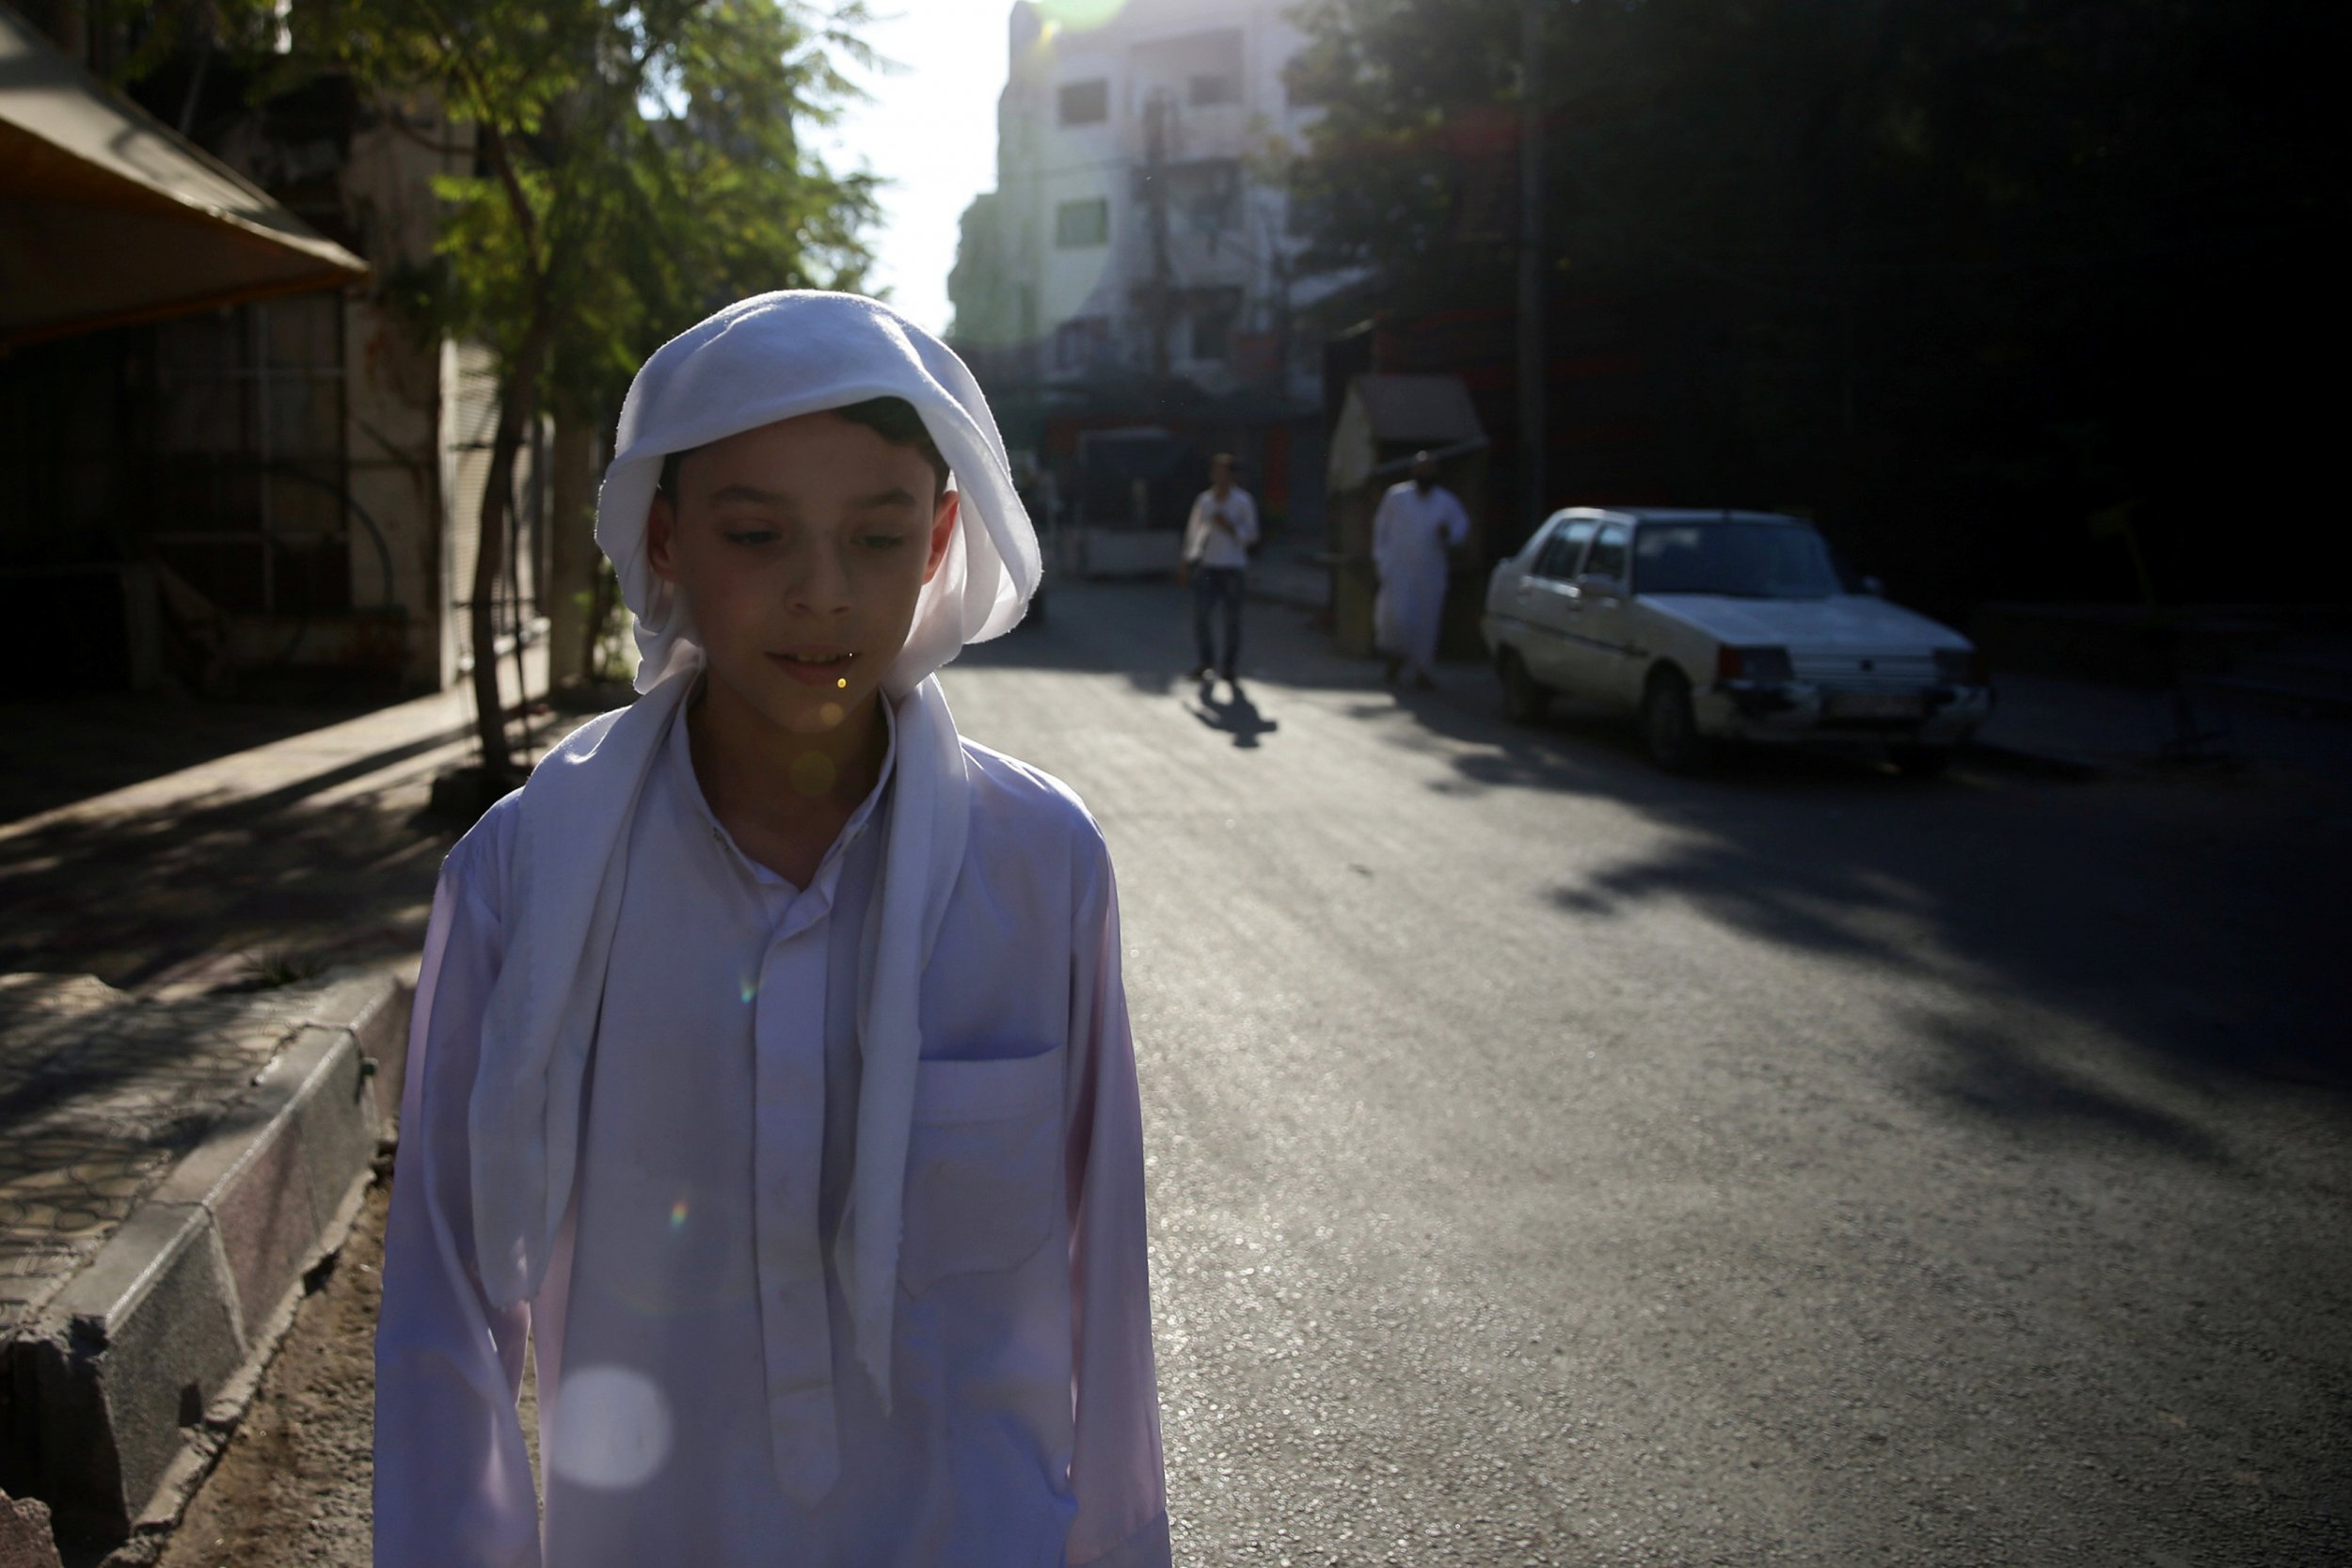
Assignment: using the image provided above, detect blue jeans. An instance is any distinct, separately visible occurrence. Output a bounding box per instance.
[1191,566,1245,676]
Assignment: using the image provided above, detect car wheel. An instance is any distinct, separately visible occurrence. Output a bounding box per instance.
[1890,744,1953,778]
[1640,666,1707,773]
[1498,648,1549,725]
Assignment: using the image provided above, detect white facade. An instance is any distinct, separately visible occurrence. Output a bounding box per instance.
[953,0,1332,403]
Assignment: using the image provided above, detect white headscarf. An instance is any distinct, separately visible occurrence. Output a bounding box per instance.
[465,292,1039,1415]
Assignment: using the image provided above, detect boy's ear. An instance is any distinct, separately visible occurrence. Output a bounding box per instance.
[647,490,677,582]
[923,490,960,584]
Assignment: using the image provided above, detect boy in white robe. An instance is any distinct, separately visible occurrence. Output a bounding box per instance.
[373,293,1168,1568]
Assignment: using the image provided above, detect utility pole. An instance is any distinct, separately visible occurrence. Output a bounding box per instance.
[1517,0,1547,541]
[1142,88,1174,382]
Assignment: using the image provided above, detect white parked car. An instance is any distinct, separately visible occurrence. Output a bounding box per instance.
[1481,508,1993,773]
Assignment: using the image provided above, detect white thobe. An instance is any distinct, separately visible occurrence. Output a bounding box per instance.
[1371,481,1470,673]
[374,698,1168,1568]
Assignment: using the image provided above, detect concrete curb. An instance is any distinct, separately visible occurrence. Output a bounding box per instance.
[2,974,406,1565]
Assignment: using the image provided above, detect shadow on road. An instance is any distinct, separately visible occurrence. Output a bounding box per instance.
[1186,680,1279,748]
[973,582,2352,1121]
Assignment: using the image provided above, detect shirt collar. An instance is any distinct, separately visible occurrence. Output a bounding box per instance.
[665,680,898,897]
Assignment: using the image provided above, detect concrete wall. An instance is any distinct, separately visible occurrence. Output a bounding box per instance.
[340,100,469,690]
[960,0,1321,404]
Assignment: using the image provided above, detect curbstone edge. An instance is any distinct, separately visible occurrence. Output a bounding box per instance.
[2,972,406,1563]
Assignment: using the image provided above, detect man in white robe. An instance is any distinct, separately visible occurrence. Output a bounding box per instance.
[1371,451,1471,689]
[373,293,1168,1568]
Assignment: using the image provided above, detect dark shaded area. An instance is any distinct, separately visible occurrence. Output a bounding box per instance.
[0,727,455,990]
[0,694,401,826]
[1437,688,2350,1102]
[1286,0,2349,618]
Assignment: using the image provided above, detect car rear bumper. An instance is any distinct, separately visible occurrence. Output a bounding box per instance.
[1697,681,1993,748]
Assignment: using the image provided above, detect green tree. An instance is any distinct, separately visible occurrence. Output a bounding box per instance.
[336,0,879,781]
[1284,0,2344,607]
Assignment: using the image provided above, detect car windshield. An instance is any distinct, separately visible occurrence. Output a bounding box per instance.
[1633,522,1844,598]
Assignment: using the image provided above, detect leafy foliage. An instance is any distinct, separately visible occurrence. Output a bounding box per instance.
[335,0,880,420]
[1285,0,2347,605]
[318,0,881,773]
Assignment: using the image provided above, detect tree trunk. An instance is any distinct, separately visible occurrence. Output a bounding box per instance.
[469,318,551,784]
[546,413,598,688]
[581,562,617,684]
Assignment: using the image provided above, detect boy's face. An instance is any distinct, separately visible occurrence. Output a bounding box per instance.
[646,410,957,740]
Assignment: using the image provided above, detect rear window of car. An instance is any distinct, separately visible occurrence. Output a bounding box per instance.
[1633,522,1841,597]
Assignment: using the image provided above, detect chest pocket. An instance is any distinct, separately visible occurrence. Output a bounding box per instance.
[898,1047,1066,1296]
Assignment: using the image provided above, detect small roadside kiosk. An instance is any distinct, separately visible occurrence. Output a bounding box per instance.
[1323,372,1489,659]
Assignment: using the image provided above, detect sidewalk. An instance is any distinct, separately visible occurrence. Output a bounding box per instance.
[1974,670,2352,779]
[1242,542,1329,614]
[2,971,403,1563]
[0,654,550,1564]
[0,647,546,995]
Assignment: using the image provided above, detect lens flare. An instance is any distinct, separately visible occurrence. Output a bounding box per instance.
[669,1199,689,1231]
[548,1365,673,1490]
[835,675,848,689]
[1038,0,1126,30]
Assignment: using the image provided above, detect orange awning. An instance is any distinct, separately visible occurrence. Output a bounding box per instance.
[0,2,370,350]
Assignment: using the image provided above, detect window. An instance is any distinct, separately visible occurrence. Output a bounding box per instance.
[1057,78,1108,126]
[1053,316,1111,372]
[1134,28,1243,115]
[1583,523,1630,582]
[1055,197,1109,247]
[1187,71,1237,106]
[146,295,352,615]
[1532,519,1597,580]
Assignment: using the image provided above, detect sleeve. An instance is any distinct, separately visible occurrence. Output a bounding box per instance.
[1235,492,1261,549]
[1371,488,1398,578]
[1060,836,1170,1568]
[1179,495,1207,564]
[1443,491,1470,546]
[373,842,544,1568]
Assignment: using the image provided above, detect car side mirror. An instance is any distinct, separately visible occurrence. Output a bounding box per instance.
[1576,574,1620,599]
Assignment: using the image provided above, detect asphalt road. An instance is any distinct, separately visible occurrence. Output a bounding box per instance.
[163,579,2352,1566]
[954,582,2352,1567]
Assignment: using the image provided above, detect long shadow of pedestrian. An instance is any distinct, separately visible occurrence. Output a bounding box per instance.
[1187,680,1279,749]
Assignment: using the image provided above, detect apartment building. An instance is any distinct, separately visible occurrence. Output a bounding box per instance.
[950,0,1339,556]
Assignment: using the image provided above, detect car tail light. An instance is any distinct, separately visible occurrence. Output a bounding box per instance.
[1717,645,1793,682]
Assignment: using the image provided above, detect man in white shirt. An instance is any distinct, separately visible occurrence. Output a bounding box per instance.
[1176,452,1259,683]
[1372,451,1470,690]
[373,293,1168,1568]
